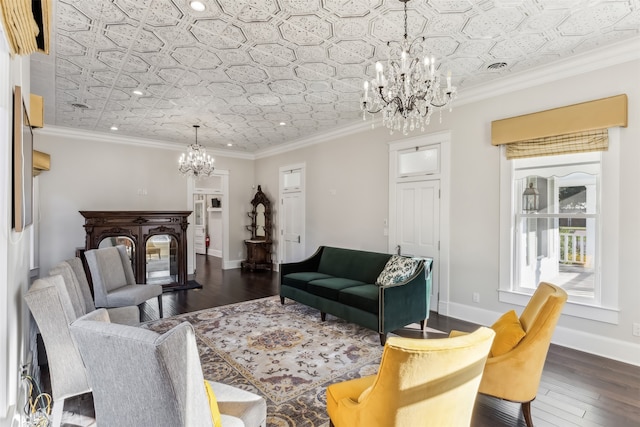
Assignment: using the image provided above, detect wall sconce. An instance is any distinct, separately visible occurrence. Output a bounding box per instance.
[522,183,539,213]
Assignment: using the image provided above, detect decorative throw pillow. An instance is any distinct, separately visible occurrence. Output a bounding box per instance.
[490,310,526,357]
[204,381,222,427]
[376,255,419,287]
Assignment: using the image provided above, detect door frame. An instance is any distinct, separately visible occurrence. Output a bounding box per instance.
[388,131,451,315]
[187,170,230,272]
[278,163,306,267]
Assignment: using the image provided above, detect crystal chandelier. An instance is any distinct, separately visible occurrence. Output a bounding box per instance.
[178,125,214,178]
[362,0,457,135]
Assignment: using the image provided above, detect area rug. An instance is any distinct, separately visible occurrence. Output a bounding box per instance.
[145,296,445,427]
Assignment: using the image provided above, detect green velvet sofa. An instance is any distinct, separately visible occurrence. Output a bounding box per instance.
[279,246,432,345]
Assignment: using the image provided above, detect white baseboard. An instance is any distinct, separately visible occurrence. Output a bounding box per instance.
[224,259,243,269]
[446,302,640,366]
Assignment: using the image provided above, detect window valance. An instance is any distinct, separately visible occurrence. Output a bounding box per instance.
[491,94,627,147]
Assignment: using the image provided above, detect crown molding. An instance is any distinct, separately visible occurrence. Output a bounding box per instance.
[255,36,639,159]
[254,117,373,159]
[34,125,256,160]
[35,36,639,160]
[459,36,640,107]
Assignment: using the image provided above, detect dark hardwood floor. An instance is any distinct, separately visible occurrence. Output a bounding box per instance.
[131,255,640,426]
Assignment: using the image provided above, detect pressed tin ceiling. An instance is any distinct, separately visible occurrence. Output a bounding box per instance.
[30,0,640,153]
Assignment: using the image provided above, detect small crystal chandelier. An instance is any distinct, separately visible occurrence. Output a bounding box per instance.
[362,0,457,135]
[178,125,214,178]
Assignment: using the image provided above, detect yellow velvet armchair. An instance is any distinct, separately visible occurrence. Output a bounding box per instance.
[458,282,567,427]
[326,327,495,427]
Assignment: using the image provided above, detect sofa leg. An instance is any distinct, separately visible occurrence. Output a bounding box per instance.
[379,333,386,346]
[522,401,534,427]
[321,312,326,321]
[420,319,427,331]
[280,296,285,305]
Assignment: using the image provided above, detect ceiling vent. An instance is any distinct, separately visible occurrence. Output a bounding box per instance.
[488,62,508,70]
[71,102,90,109]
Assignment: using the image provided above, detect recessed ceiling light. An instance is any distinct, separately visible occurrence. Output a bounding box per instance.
[132,90,143,96]
[279,122,286,126]
[110,125,118,131]
[189,1,206,11]
[227,143,233,147]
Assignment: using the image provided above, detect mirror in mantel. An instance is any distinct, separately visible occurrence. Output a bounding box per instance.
[145,234,178,285]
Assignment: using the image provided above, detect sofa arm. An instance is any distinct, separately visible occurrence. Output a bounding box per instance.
[280,246,324,276]
[379,261,428,334]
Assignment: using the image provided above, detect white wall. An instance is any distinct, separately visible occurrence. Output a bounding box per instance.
[255,132,390,262]
[33,131,256,276]
[255,58,640,364]
[1,39,32,427]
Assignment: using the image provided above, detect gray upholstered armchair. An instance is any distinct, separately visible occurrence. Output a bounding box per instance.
[49,257,139,325]
[84,245,163,320]
[25,261,141,426]
[70,309,267,427]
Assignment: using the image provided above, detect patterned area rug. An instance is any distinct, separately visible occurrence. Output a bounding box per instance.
[145,296,445,427]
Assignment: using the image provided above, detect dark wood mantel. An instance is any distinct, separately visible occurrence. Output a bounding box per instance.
[80,210,191,288]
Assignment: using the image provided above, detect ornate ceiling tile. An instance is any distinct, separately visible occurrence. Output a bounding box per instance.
[190,19,247,49]
[463,8,525,39]
[294,62,336,79]
[216,49,253,65]
[322,0,382,18]
[328,40,373,64]
[279,15,334,45]
[57,34,87,56]
[242,22,283,43]
[225,65,269,82]
[250,43,297,66]
[30,0,640,153]
[57,3,91,32]
[269,79,306,95]
[428,0,474,14]
[217,0,281,23]
[558,2,632,36]
[207,82,246,97]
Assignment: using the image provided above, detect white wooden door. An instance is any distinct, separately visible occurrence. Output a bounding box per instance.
[282,191,304,263]
[396,180,440,311]
[193,199,206,255]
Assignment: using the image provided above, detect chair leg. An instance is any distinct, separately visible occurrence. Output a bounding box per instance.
[329,420,335,427]
[420,319,427,331]
[280,296,285,304]
[379,333,386,346]
[522,401,534,427]
[138,303,144,322]
[157,294,163,318]
[321,312,326,321]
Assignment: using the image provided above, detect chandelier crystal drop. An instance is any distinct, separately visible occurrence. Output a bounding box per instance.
[362,0,457,135]
[178,125,215,178]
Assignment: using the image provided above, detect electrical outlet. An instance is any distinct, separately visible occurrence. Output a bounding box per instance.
[633,323,640,337]
[472,292,480,303]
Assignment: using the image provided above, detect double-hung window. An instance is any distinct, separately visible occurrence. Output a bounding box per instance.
[500,129,620,324]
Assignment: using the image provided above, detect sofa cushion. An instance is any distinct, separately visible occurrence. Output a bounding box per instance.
[376,255,420,287]
[307,278,367,300]
[282,272,334,291]
[318,248,391,284]
[339,285,379,314]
